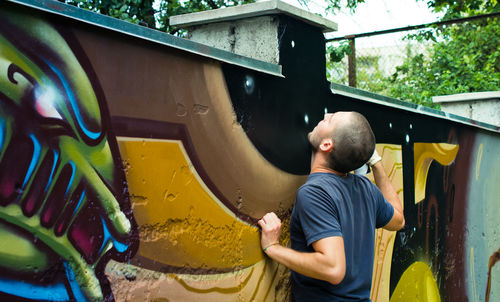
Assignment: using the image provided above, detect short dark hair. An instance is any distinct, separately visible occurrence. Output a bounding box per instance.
[328,112,375,173]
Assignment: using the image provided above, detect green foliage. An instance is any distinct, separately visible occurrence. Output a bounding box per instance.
[327,41,351,62]
[355,54,392,94]
[326,60,347,84]
[61,0,256,34]
[425,0,499,19]
[61,0,370,34]
[155,0,256,34]
[327,1,500,108]
[61,0,157,28]
[324,0,365,13]
[385,16,500,107]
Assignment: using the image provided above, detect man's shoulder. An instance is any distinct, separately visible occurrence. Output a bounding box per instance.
[297,174,332,196]
[350,173,378,190]
[296,174,344,206]
[297,182,324,199]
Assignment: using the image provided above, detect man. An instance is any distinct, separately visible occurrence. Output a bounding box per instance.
[258,111,405,301]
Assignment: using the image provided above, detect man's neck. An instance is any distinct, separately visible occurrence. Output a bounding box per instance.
[310,152,347,177]
[310,166,347,177]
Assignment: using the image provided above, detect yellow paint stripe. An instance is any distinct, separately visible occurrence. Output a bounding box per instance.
[470,247,478,302]
[117,137,263,270]
[250,259,268,300]
[390,262,441,302]
[475,144,483,181]
[118,137,251,226]
[414,143,459,203]
[262,264,281,301]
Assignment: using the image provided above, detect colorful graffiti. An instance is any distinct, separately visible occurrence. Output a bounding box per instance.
[0,6,136,302]
[1,1,499,301]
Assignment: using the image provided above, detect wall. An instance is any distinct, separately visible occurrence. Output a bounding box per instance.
[0,2,499,301]
[187,16,281,64]
[433,92,500,127]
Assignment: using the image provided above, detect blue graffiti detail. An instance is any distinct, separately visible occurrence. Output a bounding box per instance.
[0,277,69,301]
[64,161,76,197]
[0,119,4,152]
[43,60,101,140]
[72,190,85,216]
[22,134,41,189]
[99,216,129,254]
[63,261,87,302]
[44,149,59,193]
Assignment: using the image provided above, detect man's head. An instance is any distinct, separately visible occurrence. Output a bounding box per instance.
[308,111,375,173]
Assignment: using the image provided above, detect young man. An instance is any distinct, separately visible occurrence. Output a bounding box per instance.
[258,111,405,301]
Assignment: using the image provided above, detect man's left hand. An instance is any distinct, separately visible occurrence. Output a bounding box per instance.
[258,212,282,251]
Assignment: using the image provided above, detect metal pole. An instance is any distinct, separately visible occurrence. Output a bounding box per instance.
[326,11,500,42]
[348,37,356,87]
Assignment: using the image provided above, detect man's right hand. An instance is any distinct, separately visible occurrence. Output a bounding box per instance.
[258,212,282,252]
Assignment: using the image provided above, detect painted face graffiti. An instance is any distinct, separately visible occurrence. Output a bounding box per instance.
[0,9,136,302]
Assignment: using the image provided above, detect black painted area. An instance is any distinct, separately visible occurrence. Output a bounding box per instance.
[222,15,464,175]
[223,16,331,174]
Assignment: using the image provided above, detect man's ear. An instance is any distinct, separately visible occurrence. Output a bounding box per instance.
[319,138,334,152]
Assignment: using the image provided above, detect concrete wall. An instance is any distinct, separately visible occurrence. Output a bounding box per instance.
[187,16,281,64]
[0,2,499,302]
[433,92,500,127]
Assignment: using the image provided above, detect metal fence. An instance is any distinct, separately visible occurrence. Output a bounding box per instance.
[325,13,499,94]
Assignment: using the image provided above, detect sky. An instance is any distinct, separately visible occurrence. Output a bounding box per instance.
[283,0,444,43]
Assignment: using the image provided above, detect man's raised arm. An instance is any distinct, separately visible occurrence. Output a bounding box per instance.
[368,151,405,231]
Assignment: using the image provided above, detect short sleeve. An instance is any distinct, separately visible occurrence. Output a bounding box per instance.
[373,187,395,228]
[295,185,343,246]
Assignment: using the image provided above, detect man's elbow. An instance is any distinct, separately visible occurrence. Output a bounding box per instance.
[391,215,405,231]
[383,215,405,231]
[325,266,345,285]
[395,217,405,231]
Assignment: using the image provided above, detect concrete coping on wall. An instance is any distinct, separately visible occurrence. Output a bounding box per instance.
[431,91,500,127]
[169,0,338,33]
[432,91,500,103]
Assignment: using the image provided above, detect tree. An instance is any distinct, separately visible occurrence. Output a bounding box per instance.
[61,0,369,34]
[327,0,500,108]
[61,0,157,28]
[60,0,257,34]
[61,0,371,34]
[428,0,499,19]
[387,15,499,107]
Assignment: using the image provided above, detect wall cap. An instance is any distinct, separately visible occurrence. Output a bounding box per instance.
[432,91,500,103]
[170,0,338,33]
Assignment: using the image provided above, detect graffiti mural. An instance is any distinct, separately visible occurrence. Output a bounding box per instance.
[1,0,499,301]
[0,5,137,302]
